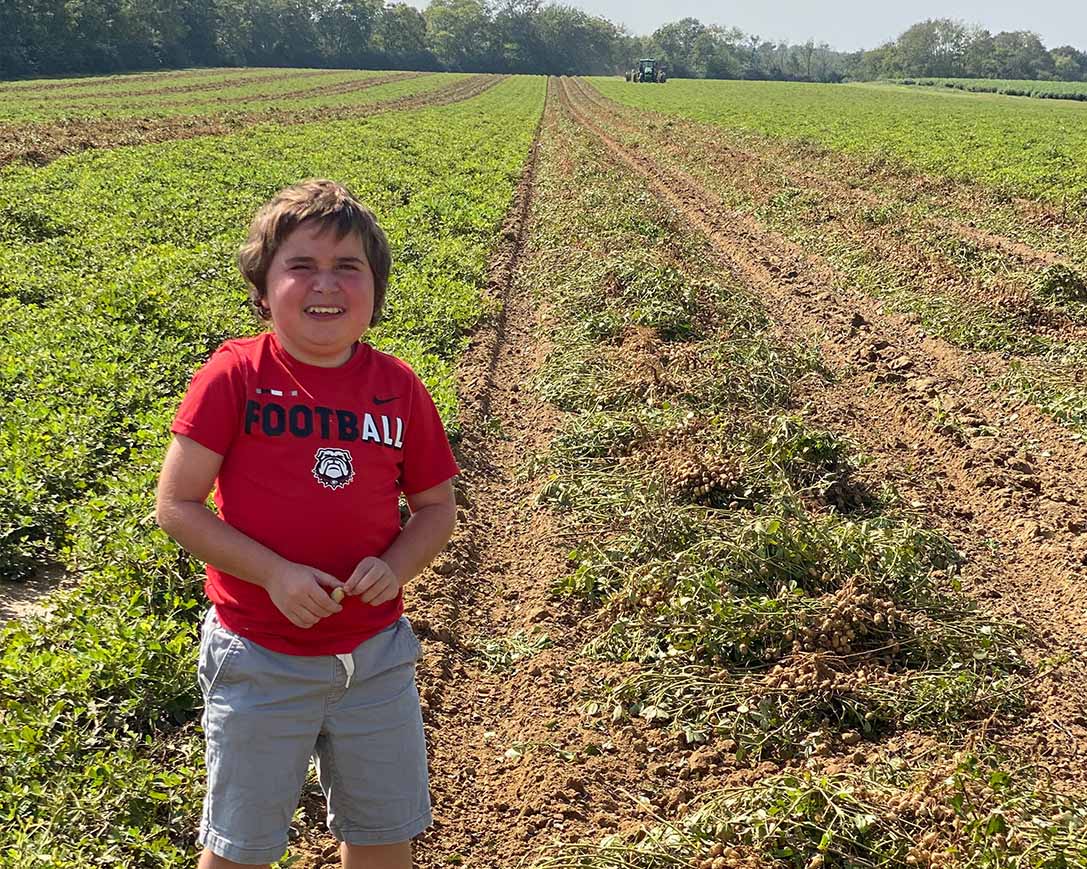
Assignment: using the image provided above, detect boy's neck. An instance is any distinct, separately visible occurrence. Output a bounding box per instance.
[274,332,359,368]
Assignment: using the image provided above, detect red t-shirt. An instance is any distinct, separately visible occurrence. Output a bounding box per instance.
[171,332,459,655]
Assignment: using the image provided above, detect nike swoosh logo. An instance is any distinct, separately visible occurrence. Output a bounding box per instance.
[373,395,399,405]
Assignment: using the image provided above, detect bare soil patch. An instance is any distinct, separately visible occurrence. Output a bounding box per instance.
[0,565,67,623]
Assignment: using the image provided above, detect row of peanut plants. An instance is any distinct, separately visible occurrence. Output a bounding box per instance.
[519,89,1085,868]
[577,80,1087,442]
[0,68,340,102]
[592,77,1087,209]
[0,74,545,867]
[893,78,1087,102]
[0,69,459,124]
[0,67,256,94]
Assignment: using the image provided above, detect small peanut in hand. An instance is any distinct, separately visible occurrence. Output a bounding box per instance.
[331,587,345,603]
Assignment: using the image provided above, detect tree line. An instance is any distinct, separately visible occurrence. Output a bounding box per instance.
[0,0,857,83]
[853,19,1087,82]
[1,2,1083,84]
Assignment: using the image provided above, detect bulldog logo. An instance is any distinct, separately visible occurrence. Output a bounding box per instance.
[312,448,355,490]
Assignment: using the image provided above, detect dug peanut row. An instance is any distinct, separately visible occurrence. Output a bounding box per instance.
[536,74,1087,868]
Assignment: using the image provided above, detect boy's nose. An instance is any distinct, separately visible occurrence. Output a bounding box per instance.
[313,270,338,291]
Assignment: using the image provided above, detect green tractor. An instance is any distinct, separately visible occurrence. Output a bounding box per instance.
[627,58,667,83]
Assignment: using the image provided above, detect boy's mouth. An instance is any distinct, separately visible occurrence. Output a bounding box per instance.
[304,305,345,319]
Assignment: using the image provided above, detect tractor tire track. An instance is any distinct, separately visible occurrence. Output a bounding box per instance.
[558,75,1087,774]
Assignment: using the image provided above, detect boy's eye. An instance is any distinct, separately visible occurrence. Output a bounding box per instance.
[290,264,313,271]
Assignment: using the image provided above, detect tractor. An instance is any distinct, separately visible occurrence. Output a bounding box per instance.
[630,58,667,83]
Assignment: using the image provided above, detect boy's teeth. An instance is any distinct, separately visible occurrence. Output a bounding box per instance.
[306,306,343,314]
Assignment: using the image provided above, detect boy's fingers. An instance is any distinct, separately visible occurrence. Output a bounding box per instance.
[359,577,383,602]
[344,561,370,594]
[311,569,344,591]
[351,563,383,594]
[289,607,319,628]
[301,593,333,618]
[361,576,396,604]
[308,587,341,616]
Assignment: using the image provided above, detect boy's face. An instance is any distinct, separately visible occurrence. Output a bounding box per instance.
[264,220,375,367]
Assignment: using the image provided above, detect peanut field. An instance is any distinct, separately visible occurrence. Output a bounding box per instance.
[2,69,1087,869]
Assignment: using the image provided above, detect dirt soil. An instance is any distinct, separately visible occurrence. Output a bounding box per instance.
[558,76,1087,778]
[0,569,66,624]
[0,74,502,168]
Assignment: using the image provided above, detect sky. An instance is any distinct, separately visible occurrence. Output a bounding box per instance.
[572,0,1086,49]
[409,0,1087,51]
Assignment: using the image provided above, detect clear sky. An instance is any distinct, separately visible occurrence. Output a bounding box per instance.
[409,0,1086,51]
[571,0,1085,49]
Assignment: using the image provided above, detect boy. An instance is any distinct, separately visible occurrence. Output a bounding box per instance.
[156,179,458,869]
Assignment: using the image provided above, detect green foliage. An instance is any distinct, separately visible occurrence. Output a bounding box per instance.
[591,77,1087,207]
[472,630,552,672]
[0,70,460,125]
[535,752,1087,869]
[1034,264,1087,303]
[0,75,545,864]
[897,77,1087,102]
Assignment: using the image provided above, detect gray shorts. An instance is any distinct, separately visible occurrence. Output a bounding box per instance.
[197,607,431,864]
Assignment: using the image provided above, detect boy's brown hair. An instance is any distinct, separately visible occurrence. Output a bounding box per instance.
[238,179,391,325]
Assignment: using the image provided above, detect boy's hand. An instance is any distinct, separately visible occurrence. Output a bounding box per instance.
[266,561,345,628]
[345,557,401,606]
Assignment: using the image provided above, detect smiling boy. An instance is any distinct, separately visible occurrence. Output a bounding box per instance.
[156,180,458,869]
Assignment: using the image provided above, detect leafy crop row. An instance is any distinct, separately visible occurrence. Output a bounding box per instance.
[0,67,327,101]
[0,74,545,866]
[0,67,252,95]
[0,69,457,124]
[894,77,1087,102]
[590,77,1087,208]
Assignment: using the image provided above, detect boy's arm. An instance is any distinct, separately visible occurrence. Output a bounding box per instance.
[156,434,343,628]
[345,479,457,604]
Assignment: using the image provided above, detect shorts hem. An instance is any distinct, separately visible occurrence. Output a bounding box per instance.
[199,827,288,864]
[332,811,433,846]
